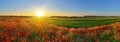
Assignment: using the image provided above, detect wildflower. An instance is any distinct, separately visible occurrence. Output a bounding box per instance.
[61,35,70,41]
[17,32,21,37]
[21,30,27,36]
[6,36,10,42]
[54,37,59,42]
[56,31,62,37]
[84,33,89,38]
[69,28,76,34]
[42,33,50,40]
[48,29,54,33]
[11,37,15,40]
[34,37,39,42]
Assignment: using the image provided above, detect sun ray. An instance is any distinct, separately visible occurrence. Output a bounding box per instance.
[36,10,44,16]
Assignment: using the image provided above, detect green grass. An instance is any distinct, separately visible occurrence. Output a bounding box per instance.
[32,17,120,28]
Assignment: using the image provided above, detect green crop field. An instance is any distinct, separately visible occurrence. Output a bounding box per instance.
[1,16,120,28]
[28,16,120,28]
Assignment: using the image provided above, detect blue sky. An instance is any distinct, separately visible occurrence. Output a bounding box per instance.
[0,0,120,16]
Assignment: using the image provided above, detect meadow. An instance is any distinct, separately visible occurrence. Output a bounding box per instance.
[32,16,120,28]
[1,16,120,42]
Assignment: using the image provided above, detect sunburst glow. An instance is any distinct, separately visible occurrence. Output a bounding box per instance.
[36,10,44,16]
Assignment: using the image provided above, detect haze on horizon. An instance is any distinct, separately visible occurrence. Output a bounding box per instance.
[0,0,120,16]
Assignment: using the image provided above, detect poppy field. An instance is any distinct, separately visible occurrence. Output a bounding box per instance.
[1,16,120,42]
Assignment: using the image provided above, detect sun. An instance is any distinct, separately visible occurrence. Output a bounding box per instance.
[36,10,44,16]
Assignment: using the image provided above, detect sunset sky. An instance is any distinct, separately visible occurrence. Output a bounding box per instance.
[0,0,120,16]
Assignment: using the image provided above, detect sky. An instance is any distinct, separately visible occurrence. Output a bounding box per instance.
[0,0,120,16]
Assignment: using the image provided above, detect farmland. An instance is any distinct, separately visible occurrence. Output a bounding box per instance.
[32,16,120,28]
[1,16,120,42]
